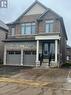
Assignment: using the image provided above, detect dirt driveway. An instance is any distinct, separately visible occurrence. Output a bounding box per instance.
[0,66,71,95]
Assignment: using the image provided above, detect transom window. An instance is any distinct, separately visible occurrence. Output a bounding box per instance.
[45,20,54,33]
[7,51,21,54]
[21,22,36,35]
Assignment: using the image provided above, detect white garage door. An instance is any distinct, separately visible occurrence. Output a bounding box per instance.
[7,51,21,65]
[23,51,36,66]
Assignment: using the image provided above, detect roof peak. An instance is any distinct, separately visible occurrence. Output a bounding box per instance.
[35,0,39,2]
[13,0,48,23]
[33,0,47,9]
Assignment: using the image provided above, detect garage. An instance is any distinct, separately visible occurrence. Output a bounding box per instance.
[7,51,21,65]
[23,51,36,66]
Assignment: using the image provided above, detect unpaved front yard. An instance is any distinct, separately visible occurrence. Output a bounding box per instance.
[0,66,71,95]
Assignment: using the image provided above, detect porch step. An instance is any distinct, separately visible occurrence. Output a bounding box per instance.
[50,61,58,67]
[41,62,49,68]
[41,61,58,68]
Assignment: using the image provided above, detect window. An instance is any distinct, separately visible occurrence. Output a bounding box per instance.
[25,51,31,55]
[21,22,35,35]
[7,51,21,54]
[11,28,15,36]
[45,20,54,33]
[67,56,69,61]
[31,23,36,34]
[7,51,14,54]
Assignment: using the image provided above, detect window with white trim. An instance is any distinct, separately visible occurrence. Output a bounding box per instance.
[21,22,35,35]
[11,27,15,36]
[45,20,54,33]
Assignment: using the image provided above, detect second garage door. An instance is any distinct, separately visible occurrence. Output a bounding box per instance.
[23,51,36,66]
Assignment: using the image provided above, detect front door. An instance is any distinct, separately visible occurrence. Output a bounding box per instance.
[43,41,55,62]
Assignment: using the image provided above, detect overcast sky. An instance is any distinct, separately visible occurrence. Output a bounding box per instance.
[0,0,71,46]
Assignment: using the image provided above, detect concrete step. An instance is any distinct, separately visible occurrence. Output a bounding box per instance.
[41,62,49,68]
[41,61,58,68]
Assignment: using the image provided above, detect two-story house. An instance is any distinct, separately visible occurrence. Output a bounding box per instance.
[0,20,8,63]
[3,1,67,67]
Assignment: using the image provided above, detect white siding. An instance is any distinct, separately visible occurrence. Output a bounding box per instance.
[25,3,46,15]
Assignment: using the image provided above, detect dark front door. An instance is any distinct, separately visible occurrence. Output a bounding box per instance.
[43,43,49,59]
[43,41,55,60]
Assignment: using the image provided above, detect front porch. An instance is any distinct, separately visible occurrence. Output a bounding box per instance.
[35,33,60,67]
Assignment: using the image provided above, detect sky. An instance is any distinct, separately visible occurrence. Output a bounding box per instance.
[0,0,71,46]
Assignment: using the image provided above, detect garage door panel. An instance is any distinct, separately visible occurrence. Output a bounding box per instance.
[23,51,36,66]
[31,55,36,65]
[7,51,21,65]
[24,55,32,66]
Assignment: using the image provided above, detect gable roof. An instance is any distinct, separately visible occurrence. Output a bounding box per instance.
[0,20,9,31]
[7,0,62,24]
[14,0,48,23]
[6,0,67,40]
[37,8,61,20]
[37,9,67,40]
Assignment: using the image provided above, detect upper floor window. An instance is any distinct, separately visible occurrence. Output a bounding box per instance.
[11,27,15,36]
[21,22,36,35]
[45,20,54,33]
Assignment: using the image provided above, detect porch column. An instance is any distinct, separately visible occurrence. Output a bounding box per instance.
[21,49,23,66]
[55,40,58,63]
[4,45,6,65]
[36,40,40,67]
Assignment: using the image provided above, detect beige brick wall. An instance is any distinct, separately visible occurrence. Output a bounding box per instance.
[38,20,44,33]
[15,24,21,36]
[59,27,67,65]
[20,14,40,22]
[38,11,61,33]
[8,11,61,37]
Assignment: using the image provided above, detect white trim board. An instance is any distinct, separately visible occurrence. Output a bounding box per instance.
[35,35,60,40]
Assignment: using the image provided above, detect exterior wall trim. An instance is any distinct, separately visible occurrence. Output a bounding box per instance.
[35,35,60,40]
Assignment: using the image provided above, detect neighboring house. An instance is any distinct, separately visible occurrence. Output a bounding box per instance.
[0,20,8,63]
[66,45,71,63]
[3,1,67,67]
